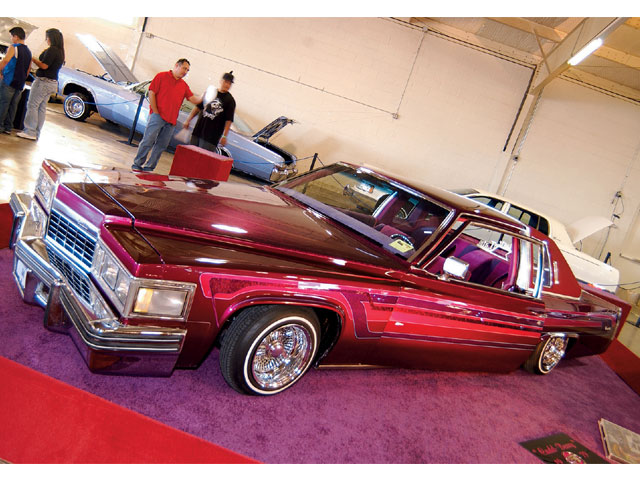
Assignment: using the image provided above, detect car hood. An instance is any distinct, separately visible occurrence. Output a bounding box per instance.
[253,116,295,140]
[73,169,400,271]
[0,17,37,46]
[566,216,613,244]
[76,33,138,84]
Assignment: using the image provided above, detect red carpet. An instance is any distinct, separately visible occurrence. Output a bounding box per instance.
[600,339,640,396]
[0,203,12,249]
[0,356,257,463]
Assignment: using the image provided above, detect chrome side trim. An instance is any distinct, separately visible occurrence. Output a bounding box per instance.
[541,291,581,301]
[316,364,389,369]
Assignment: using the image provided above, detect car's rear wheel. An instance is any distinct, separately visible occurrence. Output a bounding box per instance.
[64,92,92,121]
[524,334,568,375]
[219,305,320,395]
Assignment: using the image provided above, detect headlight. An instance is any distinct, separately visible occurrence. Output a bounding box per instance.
[133,287,189,317]
[89,289,115,321]
[92,241,195,320]
[35,168,56,211]
[92,243,131,312]
[113,273,131,305]
[101,255,119,289]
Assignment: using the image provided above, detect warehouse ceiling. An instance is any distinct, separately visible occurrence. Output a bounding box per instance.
[403,17,640,103]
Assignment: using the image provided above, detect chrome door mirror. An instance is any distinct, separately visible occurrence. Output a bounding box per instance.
[442,257,469,280]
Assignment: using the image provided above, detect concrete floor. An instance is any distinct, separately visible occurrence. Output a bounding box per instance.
[1,101,640,359]
[0,101,257,203]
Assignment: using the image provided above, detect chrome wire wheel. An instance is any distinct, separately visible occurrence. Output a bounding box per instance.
[539,335,568,373]
[250,321,315,391]
[220,306,321,395]
[63,93,91,121]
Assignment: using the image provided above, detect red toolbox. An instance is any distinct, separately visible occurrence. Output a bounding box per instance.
[169,145,233,181]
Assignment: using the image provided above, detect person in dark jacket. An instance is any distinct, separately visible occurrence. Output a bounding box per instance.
[0,26,32,134]
[17,28,64,141]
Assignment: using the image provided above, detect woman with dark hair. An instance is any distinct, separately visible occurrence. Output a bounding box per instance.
[17,28,65,141]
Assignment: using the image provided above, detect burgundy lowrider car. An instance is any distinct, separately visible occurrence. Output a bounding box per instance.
[9,160,630,395]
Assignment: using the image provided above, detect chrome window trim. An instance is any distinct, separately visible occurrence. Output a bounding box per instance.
[336,163,456,262]
[419,218,546,300]
[410,208,457,263]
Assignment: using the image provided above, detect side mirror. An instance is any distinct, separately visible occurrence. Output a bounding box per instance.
[442,256,469,280]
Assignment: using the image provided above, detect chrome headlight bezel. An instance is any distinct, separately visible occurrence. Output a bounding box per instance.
[25,198,48,238]
[35,168,57,212]
[92,241,195,321]
[129,281,196,319]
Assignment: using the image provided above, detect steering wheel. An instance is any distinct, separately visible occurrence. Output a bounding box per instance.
[396,207,409,220]
[390,233,414,249]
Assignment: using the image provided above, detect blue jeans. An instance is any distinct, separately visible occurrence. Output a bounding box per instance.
[22,77,58,138]
[0,82,21,132]
[132,113,175,171]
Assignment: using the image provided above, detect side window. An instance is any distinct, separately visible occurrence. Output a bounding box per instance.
[537,216,550,236]
[507,205,549,236]
[425,222,542,297]
[472,196,505,212]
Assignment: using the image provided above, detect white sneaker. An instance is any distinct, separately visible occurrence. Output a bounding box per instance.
[17,131,37,140]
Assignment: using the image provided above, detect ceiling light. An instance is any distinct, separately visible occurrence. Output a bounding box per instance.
[568,38,603,66]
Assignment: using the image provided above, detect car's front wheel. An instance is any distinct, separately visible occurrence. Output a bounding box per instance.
[63,92,92,121]
[524,334,568,375]
[219,305,320,395]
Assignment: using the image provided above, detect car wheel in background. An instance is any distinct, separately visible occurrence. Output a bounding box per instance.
[63,93,92,121]
[219,305,320,395]
[524,334,568,375]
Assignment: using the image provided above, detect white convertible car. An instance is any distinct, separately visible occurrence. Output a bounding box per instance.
[453,189,620,293]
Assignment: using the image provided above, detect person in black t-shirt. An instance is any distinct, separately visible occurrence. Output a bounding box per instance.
[182,71,236,152]
[17,28,65,141]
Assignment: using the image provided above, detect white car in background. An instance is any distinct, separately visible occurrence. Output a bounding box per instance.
[453,189,620,294]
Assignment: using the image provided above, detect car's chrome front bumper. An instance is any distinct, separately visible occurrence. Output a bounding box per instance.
[269,165,298,183]
[9,192,186,376]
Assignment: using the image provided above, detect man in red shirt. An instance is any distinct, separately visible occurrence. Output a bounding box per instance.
[132,59,201,172]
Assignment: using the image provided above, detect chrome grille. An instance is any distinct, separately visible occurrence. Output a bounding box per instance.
[46,210,96,269]
[46,246,92,304]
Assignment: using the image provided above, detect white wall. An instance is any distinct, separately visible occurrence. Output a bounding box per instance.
[503,79,640,293]
[19,17,140,76]
[130,18,533,190]
[16,17,640,290]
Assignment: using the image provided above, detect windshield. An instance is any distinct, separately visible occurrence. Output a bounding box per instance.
[276,164,451,259]
[231,115,254,136]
